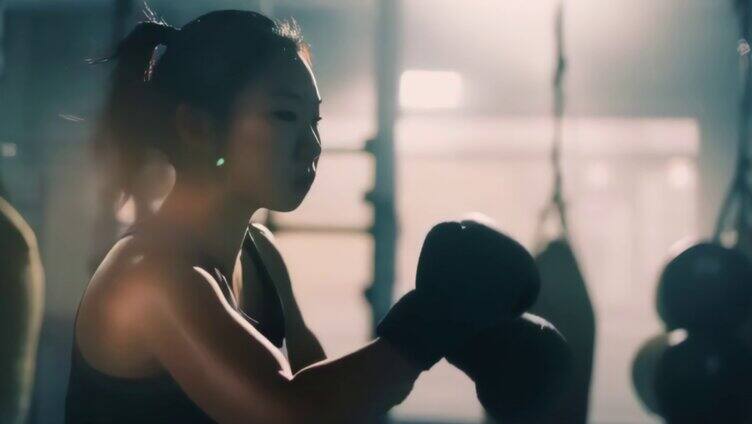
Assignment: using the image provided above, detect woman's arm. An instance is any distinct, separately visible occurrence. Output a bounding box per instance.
[129,264,419,424]
[240,224,326,372]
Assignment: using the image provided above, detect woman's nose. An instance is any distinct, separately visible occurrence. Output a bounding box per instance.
[300,125,322,162]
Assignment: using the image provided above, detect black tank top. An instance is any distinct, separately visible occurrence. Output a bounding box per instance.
[65,228,282,423]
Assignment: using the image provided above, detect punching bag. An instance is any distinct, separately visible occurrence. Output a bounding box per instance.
[526,3,595,421]
[733,228,752,350]
[735,228,752,260]
[530,237,595,423]
[0,196,44,424]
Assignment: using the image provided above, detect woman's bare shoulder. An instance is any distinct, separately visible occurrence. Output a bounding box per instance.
[75,236,198,377]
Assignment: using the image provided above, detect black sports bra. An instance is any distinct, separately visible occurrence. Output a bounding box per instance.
[65,227,282,423]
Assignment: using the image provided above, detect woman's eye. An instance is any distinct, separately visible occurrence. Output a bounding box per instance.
[273,110,298,122]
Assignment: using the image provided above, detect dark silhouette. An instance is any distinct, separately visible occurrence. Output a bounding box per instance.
[530,239,596,423]
[0,194,44,424]
[448,313,573,423]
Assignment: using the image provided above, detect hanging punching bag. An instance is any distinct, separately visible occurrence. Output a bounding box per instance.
[734,223,752,348]
[727,193,752,261]
[526,3,595,422]
[530,237,595,424]
[734,230,752,271]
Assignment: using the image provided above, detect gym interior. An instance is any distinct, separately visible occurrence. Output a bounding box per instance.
[1,1,749,423]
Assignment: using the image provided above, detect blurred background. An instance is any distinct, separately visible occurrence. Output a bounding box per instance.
[0,0,741,422]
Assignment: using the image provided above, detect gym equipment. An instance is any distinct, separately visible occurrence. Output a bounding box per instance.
[529,3,595,422]
[656,242,752,333]
[530,238,595,423]
[655,334,752,423]
[632,4,752,422]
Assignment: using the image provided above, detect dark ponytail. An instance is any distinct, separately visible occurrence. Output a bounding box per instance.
[93,10,308,195]
[94,20,178,195]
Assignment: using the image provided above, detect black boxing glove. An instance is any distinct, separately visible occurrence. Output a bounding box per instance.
[377,217,540,370]
[447,313,573,422]
[240,228,286,348]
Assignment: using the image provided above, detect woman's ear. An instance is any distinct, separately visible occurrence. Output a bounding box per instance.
[175,103,219,156]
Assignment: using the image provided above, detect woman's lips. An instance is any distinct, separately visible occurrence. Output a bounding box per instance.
[295,163,316,185]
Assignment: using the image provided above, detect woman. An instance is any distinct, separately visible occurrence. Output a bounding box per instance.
[65,8,545,422]
[66,11,420,423]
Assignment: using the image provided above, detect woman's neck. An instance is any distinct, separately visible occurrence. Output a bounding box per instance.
[152,178,257,275]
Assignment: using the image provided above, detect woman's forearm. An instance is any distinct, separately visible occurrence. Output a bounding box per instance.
[284,338,420,424]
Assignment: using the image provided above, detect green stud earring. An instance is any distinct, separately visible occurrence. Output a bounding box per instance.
[215,157,225,167]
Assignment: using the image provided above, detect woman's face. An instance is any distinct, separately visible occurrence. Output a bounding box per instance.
[223,49,322,212]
